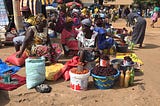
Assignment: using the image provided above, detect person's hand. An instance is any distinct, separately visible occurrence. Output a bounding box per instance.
[84,47,93,51]
[16,52,22,58]
[94,48,98,51]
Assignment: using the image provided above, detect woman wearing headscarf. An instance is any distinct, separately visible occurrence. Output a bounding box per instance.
[94,18,114,52]
[127,12,146,48]
[61,17,79,56]
[16,13,60,63]
[77,18,99,70]
[54,7,66,33]
[72,12,81,29]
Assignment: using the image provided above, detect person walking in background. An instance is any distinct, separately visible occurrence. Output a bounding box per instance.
[127,12,146,48]
[118,7,123,18]
[150,6,160,28]
[123,7,130,27]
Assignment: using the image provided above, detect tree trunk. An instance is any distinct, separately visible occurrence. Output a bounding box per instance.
[12,0,24,33]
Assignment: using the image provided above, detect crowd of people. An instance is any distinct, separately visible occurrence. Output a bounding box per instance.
[3,1,150,65]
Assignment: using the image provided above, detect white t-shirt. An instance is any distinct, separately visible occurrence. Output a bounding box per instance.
[76,31,98,48]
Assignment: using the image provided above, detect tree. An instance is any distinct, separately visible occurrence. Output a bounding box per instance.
[133,0,160,5]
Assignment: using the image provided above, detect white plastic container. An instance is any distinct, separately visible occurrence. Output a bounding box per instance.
[69,70,90,91]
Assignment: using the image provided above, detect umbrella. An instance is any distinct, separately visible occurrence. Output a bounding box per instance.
[66,2,82,7]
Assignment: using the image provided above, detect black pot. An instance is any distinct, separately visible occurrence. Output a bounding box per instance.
[116,44,128,53]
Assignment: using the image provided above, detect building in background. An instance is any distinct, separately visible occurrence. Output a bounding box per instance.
[81,0,94,6]
[103,0,133,7]
[81,0,133,7]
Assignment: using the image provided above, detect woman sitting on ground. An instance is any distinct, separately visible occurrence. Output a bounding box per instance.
[77,18,99,71]
[61,17,79,56]
[16,13,60,63]
[94,18,115,53]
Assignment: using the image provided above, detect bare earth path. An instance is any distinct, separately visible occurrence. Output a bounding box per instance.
[0,18,160,106]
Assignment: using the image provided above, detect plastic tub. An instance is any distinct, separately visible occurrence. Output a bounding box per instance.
[69,70,90,91]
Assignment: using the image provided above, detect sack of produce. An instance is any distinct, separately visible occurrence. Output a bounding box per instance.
[45,63,64,80]
[5,52,28,66]
[25,57,45,89]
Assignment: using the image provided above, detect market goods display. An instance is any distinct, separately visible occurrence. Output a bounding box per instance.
[92,65,117,76]
[91,69,120,89]
[111,56,135,71]
[71,67,89,74]
[91,54,120,89]
[119,68,135,88]
[119,70,124,87]
[25,57,45,89]
[122,56,134,66]
[5,52,28,66]
[124,70,130,87]
[92,55,118,76]
[99,54,110,67]
[45,63,64,80]
[116,44,128,53]
[69,67,90,91]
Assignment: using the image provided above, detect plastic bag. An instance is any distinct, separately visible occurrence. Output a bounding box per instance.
[25,57,45,89]
[45,63,64,80]
[0,59,20,76]
[63,70,70,81]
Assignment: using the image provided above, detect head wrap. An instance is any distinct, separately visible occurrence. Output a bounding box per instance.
[95,18,103,26]
[81,18,92,27]
[127,13,139,25]
[72,9,80,14]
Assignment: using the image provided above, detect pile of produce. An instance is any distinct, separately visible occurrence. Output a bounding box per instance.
[92,65,117,76]
[71,68,89,74]
[122,56,134,66]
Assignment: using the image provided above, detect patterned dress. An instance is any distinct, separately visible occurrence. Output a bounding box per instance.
[61,27,78,50]
[26,26,61,62]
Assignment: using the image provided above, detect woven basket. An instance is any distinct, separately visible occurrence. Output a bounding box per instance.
[91,70,120,89]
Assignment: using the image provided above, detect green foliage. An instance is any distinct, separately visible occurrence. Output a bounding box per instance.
[133,0,159,5]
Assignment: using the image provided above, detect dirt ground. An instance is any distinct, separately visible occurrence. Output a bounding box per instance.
[0,18,160,106]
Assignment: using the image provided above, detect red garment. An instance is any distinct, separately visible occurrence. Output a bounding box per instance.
[0,74,26,91]
[61,27,78,50]
[61,56,80,81]
[151,12,159,22]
